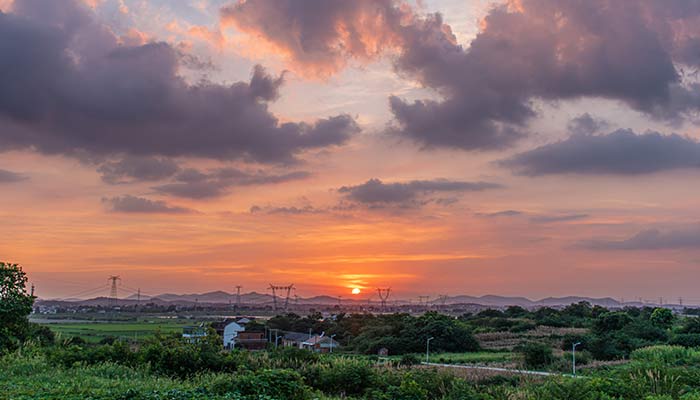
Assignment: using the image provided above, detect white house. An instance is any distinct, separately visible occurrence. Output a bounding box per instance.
[222,321,245,349]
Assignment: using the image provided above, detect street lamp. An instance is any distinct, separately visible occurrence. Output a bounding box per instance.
[330,334,337,353]
[426,337,434,363]
[572,342,582,376]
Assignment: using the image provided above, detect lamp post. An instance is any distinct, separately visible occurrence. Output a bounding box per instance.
[426,337,434,363]
[330,334,336,353]
[572,342,582,376]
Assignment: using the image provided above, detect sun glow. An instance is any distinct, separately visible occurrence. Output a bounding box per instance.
[351,287,361,295]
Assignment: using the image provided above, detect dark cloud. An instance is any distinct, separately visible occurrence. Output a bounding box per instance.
[501,129,700,176]
[153,168,311,199]
[530,214,588,223]
[0,0,358,164]
[103,195,194,214]
[224,0,700,151]
[477,210,524,218]
[0,168,27,183]
[580,225,700,250]
[567,114,610,135]
[249,204,320,215]
[338,178,501,205]
[97,156,180,184]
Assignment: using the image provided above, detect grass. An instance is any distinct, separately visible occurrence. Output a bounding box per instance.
[424,351,516,364]
[47,320,191,343]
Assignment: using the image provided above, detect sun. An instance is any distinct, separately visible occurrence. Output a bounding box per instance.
[351,288,361,295]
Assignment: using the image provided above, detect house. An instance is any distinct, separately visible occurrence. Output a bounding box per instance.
[301,334,340,353]
[182,325,207,343]
[235,330,267,350]
[211,319,245,349]
[281,331,310,348]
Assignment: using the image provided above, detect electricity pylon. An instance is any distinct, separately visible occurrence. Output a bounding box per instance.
[107,276,121,307]
[268,284,295,312]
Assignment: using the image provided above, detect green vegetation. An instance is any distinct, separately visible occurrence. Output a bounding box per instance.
[47,321,190,343]
[10,262,700,398]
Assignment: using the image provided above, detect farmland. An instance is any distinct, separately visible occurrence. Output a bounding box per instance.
[45,320,190,343]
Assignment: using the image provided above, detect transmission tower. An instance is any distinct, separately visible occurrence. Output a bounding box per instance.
[235,285,242,308]
[107,276,121,307]
[377,288,391,311]
[268,284,295,312]
[418,295,430,307]
[437,294,448,307]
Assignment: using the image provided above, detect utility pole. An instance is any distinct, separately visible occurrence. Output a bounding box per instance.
[572,342,582,376]
[426,337,434,363]
[30,284,35,297]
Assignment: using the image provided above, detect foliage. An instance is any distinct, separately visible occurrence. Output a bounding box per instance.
[0,262,41,352]
[517,341,554,369]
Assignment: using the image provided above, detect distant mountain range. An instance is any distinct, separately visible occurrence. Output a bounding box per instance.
[38,291,639,308]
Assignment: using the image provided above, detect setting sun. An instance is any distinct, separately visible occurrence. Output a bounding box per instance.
[351,288,361,295]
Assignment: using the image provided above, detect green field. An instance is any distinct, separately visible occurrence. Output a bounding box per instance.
[424,351,515,364]
[47,320,191,343]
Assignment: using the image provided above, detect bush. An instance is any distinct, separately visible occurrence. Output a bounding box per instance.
[305,357,378,396]
[631,345,700,365]
[210,369,312,400]
[399,354,420,367]
[517,342,554,369]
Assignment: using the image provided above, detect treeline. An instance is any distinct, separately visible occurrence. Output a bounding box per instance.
[461,303,697,360]
[268,311,479,354]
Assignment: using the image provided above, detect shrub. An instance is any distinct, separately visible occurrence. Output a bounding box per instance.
[211,369,312,400]
[517,342,554,369]
[399,354,420,367]
[305,357,378,396]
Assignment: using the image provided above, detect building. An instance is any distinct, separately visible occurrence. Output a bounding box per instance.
[301,334,340,353]
[281,331,311,348]
[181,325,207,343]
[211,319,245,349]
[235,330,267,350]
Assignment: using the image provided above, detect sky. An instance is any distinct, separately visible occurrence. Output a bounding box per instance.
[1,0,700,302]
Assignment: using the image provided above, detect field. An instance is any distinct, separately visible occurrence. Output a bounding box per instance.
[47,320,190,343]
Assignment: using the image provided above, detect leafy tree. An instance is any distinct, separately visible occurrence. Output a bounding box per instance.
[650,308,674,329]
[0,262,35,351]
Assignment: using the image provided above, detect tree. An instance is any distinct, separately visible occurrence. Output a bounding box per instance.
[650,308,674,329]
[0,262,36,351]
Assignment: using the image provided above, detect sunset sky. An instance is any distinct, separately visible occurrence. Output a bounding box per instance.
[2,0,700,302]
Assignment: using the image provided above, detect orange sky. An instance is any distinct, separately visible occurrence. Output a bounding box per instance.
[2,0,700,302]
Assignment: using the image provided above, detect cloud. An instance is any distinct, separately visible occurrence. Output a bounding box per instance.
[501,129,700,175]
[102,195,194,214]
[249,204,321,215]
[580,225,700,250]
[477,210,523,218]
[0,0,358,164]
[97,155,179,184]
[153,167,311,199]
[0,168,27,183]
[530,214,588,223]
[338,178,501,205]
[224,0,700,151]
[220,0,403,79]
[567,114,610,135]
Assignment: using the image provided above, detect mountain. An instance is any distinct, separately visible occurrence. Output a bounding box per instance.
[38,291,629,309]
[536,296,621,307]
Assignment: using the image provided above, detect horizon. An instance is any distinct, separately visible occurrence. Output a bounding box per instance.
[2,0,700,302]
